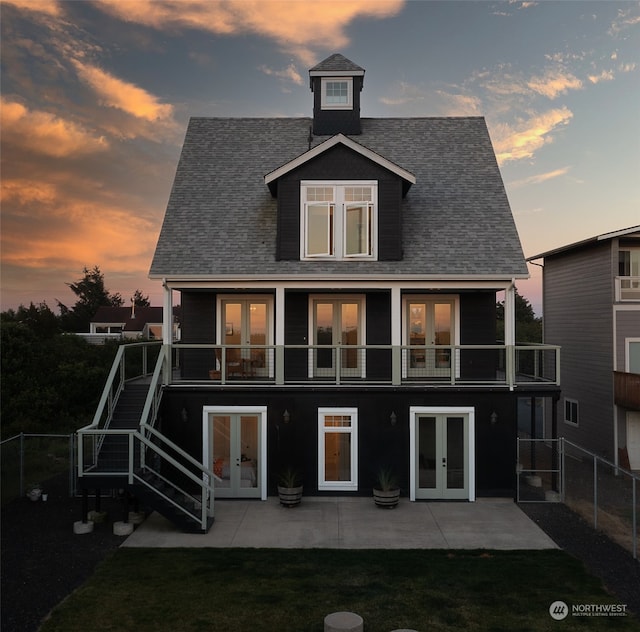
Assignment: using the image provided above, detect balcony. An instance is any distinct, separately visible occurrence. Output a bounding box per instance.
[170,343,560,388]
[615,276,640,302]
[614,371,640,410]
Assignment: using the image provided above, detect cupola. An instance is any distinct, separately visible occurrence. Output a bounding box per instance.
[309,53,365,136]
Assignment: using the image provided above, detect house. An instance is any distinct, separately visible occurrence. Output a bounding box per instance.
[89,305,164,340]
[528,226,640,469]
[77,55,560,532]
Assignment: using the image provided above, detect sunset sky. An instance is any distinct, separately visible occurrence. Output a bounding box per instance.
[1,0,639,315]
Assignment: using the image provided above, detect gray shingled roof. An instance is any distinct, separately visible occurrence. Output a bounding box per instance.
[309,53,364,74]
[149,117,528,279]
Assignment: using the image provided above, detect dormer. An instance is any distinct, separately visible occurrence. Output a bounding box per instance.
[310,53,365,136]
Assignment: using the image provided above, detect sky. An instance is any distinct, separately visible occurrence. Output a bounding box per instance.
[1,0,639,315]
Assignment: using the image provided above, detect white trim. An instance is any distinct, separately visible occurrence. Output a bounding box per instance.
[202,405,268,500]
[409,406,475,501]
[310,70,364,77]
[320,77,353,110]
[317,407,358,491]
[264,134,416,185]
[626,338,640,373]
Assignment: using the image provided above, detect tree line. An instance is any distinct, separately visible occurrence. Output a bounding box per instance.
[1,266,150,437]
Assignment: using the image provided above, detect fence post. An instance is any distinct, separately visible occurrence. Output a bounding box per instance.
[593,456,598,531]
[19,432,24,497]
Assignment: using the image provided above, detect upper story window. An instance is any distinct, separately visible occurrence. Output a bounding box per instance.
[618,248,640,301]
[301,181,377,260]
[321,78,353,110]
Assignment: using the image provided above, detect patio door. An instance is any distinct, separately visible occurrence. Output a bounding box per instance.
[219,297,271,377]
[410,407,475,500]
[311,297,363,378]
[203,406,267,499]
[405,298,455,378]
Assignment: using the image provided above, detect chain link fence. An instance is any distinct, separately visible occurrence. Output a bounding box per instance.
[517,437,639,558]
[1,433,75,503]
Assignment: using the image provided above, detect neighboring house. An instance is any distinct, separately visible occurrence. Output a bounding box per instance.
[89,306,164,340]
[78,55,560,530]
[528,226,640,469]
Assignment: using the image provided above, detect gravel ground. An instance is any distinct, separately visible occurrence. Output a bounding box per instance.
[2,474,639,632]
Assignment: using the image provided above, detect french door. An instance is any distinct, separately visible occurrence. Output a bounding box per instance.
[219,297,271,377]
[203,407,267,499]
[311,297,363,378]
[410,407,474,500]
[405,298,455,378]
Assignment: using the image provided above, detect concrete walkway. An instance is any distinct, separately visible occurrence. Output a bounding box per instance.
[122,497,557,550]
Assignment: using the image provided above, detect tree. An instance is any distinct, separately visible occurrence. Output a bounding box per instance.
[57,265,123,332]
[0,301,60,337]
[496,289,542,343]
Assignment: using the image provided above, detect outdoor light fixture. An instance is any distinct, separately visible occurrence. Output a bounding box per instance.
[490,410,498,425]
[283,409,291,424]
[390,411,397,426]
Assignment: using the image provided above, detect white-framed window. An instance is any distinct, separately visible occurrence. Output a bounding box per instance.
[321,77,353,110]
[318,407,358,491]
[564,398,579,426]
[301,181,377,260]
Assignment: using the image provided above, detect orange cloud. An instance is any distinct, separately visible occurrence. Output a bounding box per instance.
[0,98,108,157]
[72,61,174,122]
[96,0,405,65]
[492,107,573,164]
[527,70,583,99]
[2,0,61,16]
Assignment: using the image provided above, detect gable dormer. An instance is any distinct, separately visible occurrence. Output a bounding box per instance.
[310,53,365,136]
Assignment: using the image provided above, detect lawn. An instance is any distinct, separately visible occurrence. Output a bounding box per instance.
[40,549,634,632]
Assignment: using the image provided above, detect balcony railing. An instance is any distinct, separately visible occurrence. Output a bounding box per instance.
[170,343,560,387]
[614,371,640,411]
[615,276,640,302]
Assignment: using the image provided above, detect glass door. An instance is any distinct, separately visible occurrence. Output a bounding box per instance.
[406,299,454,378]
[312,298,362,378]
[212,413,260,498]
[415,414,468,499]
[220,298,271,378]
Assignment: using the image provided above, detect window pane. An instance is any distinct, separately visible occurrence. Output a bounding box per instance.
[326,81,348,104]
[307,203,333,256]
[446,417,464,489]
[345,204,370,256]
[324,432,351,481]
[325,415,351,427]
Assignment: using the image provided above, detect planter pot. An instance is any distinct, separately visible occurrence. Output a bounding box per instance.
[373,488,400,509]
[277,485,303,507]
[27,489,42,502]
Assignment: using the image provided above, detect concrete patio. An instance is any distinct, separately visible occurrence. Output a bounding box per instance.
[122,497,558,550]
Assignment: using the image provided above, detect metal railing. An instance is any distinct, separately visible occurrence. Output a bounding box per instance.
[172,342,560,387]
[517,437,639,559]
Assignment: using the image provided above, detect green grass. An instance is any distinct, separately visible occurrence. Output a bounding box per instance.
[40,549,635,632]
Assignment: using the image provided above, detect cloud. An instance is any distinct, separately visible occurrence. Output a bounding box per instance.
[95,0,405,65]
[1,98,108,157]
[509,167,571,188]
[72,61,174,122]
[259,63,304,86]
[2,0,61,16]
[492,107,573,164]
[588,70,615,84]
[527,70,583,99]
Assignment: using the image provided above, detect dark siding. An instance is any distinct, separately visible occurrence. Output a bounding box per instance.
[180,292,216,379]
[284,292,309,380]
[311,75,363,135]
[276,144,403,261]
[366,291,392,380]
[460,292,498,380]
[160,387,522,498]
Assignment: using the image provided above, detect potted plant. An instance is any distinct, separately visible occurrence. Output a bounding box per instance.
[27,483,42,502]
[277,467,303,507]
[373,467,400,508]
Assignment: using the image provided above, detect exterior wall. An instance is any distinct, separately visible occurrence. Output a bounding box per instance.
[543,241,615,458]
[276,144,403,261]
[311,75,363,135]
[160,387,520,497]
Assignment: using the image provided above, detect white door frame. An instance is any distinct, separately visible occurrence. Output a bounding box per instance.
[409,406,475,501]
[202,405,268,500]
